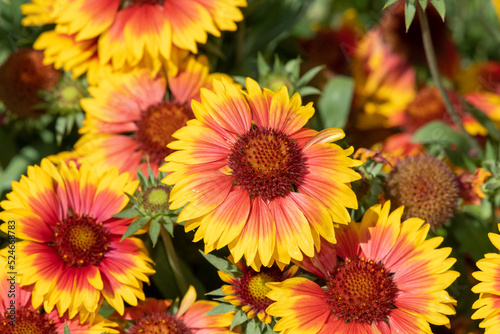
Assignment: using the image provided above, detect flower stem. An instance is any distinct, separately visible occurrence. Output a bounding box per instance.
[416,3,481,155]
[160,226,188,295]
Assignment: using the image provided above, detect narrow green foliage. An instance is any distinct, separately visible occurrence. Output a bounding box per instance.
[317,75,354,129]
[204,302,236,316]
[199,251,240,275]
[404,1,417,31]
[64,321,71,334]
[430,0,446,20]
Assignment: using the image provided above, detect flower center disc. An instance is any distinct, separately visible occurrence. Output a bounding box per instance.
[327,257,398,324]
[2,307,56,334]
[136,101,193,165]
[52,214,110,268]
[127,312,192,334]
[240,267,283,311]
[228,127,307,201]
[142,185,170,214]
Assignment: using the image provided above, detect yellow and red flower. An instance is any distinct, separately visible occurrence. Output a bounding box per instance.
[0,159,155,322]
[111,286,234,333]
[351,28,416,130]
[161,78,361,269]
[0,256,119,333]
[472,223,500,333]
[75,53,227,178]
[219,259,298,324]
[23,0,246,77]
[267,201,459,333]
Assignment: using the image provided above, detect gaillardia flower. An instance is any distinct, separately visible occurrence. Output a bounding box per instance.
[23,0,246,77]
[384,155,459,230]
[472,224,500,333]
[75,53,227,178]
[218,259,298,324]
[0,159,155,322]
[0,256,119,333]
[161,78,361,269]
[266,202,460,333]
[111,286,233,333]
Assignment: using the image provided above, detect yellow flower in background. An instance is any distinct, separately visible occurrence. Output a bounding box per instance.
[472,224,500,333]
[267,202,460,333]
[0,159,155,322]
[493,0,500,21]
[351,28,416,130]
[162,78,361,269]
[23,0,247,78]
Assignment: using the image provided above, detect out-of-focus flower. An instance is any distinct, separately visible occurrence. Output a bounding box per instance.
[472,223,500,333]
[492,0,500,21]
[0,48,61,118]
[384,154,459,230]
[75,53,227,178]
[381,0,460,80]
[218,258,298,324]
[267,202,459,333]
[111,286,234,333]
[23,0,247,77]
[351,28,416,130]
[0,159,155,322]
[457,167,492,206]
[298,9,364,80]
[161,78,361,269]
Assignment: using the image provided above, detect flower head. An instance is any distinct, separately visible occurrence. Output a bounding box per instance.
[0,48,60,118]
[218,258,298,324]
[24,0,246,77]
[161,78,361,269]
[76,54,226,178]
[0,256,119,333]
[384,155,459,229]
[111,286,233,333]
[472,224,500,333]
[0,159,155,322]
[266,201,460,333]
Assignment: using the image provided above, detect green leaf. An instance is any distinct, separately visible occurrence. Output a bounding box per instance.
[204,302,236,316]
[163,219,174,236]
[317,75,354,129]
[64,321,71,334]
[113,208,140,219]
[296,65,324,88]
[121,216,150,240]
[199,251,240,275]
[246,318,260,334]
[404,1,417,31]
[383,0,400,9]
[284,58,301,81]
[451,212,496,261]
[230,309,249,331]
[430,0,446,20]
[411,121,470,152]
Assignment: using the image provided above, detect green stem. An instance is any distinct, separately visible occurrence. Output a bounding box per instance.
[160,226,188,295]
[416,3,481,155]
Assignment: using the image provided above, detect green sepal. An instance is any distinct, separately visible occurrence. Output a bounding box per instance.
[205,287,225,296]
[383,0,400,9]
[204,302,236,316]
[295,65,324,88]
[317,75,354,129]
[231,309,249,331]
[430,0,446,20]
[64,321,71,334]
[121,215,150,241]
[113,208,140,219]
[199,251,241,275]
[257,52,271,77]
[405,1,417,31]
[149,218,162,246]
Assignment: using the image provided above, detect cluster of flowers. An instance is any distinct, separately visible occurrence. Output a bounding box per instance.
[0,0,499,333]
